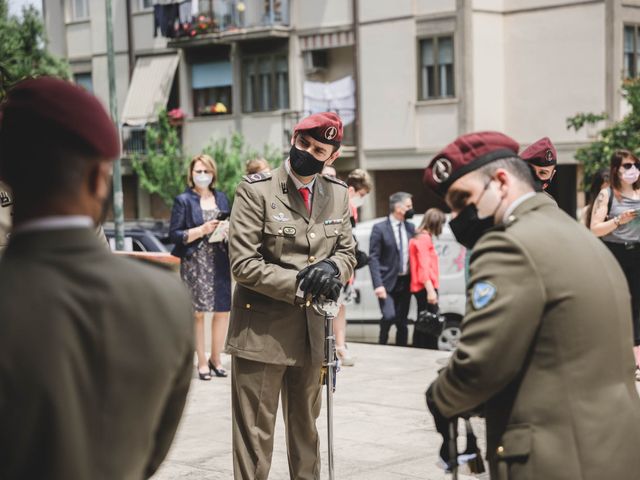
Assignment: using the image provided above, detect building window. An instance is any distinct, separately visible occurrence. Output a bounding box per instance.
[69,0,89,20]
[138,0,153,11]
[624,25,640,78]
[192,61,233,116]
[419,35,455,100]
[74,72,93,93]
[242,54,289,112]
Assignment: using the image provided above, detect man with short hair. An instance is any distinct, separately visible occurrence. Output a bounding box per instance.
[227,112,356,479]
[0,77,194,480]
[368,191,415,345]
[423,131,640,479]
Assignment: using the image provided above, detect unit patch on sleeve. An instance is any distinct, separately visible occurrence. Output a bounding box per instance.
[471,281,497,310]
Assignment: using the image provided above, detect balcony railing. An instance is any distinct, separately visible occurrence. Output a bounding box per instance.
[283,109,356,149]
[122,126,147,157]
[171,0,289,39]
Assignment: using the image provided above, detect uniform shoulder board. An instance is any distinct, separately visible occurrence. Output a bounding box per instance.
[243,172,272,184]
[322,174,347,188]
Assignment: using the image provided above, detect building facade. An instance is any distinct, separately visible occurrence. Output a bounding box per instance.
[43,0,640,219]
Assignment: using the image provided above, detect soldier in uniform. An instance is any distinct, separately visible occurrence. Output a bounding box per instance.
[0,180,12,255]
[0,77,194,479]
[226,112,356,479]
[423,131,640,479]
[520,136,557,191]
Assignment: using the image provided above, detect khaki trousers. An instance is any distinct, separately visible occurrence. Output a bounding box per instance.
[231,356,323,480]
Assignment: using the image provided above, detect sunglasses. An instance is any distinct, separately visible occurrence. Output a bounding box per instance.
[620,162,640,170]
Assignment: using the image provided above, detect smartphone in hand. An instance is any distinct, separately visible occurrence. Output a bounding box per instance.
[216,211,230,221]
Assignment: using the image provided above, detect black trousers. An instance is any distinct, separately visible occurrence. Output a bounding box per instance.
[413,289,439,349]
[378,275,411,346]
[605,242,640,345]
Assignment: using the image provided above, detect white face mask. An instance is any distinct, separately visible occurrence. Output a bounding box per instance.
[621,167,640,185]
[351,194,366,209]
[194,173,213,189]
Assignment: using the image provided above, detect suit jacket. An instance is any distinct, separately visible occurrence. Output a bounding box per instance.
[431,194,640,480]
[0,228,194,480]
[368,217,415,291]
[169,187,231,259]
[225,166,356,366]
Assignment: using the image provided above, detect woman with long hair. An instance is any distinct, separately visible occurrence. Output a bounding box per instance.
[169,154,232,380]
[590,150,640,379]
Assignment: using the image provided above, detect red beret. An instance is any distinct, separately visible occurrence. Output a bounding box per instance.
[0,77,120,159]
[423,131,519,195]
[293,112,343,146]
[520,137,557,167]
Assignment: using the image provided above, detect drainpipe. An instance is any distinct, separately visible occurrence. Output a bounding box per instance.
[125,0,135,79]
[351,0,362,168]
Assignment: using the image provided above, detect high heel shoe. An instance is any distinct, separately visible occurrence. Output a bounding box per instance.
[208,359,227,377]
[198,367,212,381]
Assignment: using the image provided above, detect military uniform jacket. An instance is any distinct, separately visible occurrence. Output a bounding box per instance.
[0,181,12,255]
[431,194,640,480]
[226,165,356,366]
[0,228,194,480]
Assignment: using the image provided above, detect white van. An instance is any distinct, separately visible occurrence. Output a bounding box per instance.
[346,215,467,350]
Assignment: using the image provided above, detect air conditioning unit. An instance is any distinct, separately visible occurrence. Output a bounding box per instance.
[303,50,328,74]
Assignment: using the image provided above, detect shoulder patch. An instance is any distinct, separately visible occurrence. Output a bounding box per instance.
[471,281,497,310]
[322,174,347,188]
[243,172,272,184]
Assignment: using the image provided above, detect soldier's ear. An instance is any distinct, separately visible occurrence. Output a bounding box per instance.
[326,148,341,165]
[88,161,113,200]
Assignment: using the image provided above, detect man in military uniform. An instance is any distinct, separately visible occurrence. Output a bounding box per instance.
[520,136,557,191]
[0,180,12,255]
[226,112,356,479]
[423,132,640,479]
[0,77,194,479]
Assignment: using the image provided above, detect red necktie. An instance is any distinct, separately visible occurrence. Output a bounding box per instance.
[298,187,311,213]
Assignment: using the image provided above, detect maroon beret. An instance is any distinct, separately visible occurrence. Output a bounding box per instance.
[423,131,519,195]
[293,112,343,147]
[0,76,120,159]
[520,137,557,167]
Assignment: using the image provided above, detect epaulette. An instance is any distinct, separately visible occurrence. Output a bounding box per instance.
[322,174,347,188]
[243,171,272,184]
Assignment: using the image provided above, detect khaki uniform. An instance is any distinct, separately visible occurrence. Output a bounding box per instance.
[0,228,194,479]
[0,181,12,255]
[226,165,356,479]
[431,194,640,479]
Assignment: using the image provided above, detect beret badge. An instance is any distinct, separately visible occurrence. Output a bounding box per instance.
[432,158,453,184]
[545,149,554,161]
[324,126,338,141]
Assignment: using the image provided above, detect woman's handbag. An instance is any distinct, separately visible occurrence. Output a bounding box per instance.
[415,308,444,337]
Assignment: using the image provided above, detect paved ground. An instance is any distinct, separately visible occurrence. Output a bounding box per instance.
[154,343,489,480]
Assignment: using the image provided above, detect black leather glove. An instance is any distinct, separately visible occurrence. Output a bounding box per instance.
[296,260,342,301]
[355,249,369,269]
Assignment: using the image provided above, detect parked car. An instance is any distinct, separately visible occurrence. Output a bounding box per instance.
[103,222,179,271]
[347,215,466,350]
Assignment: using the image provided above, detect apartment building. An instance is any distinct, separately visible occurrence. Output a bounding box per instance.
[42,0,640,218]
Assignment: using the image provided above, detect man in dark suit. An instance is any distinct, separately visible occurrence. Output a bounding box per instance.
[0,77,194,480]
[369,191,416,345]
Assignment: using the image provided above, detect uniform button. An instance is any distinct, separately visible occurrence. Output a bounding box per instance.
[310,232,316,239]
[496,446,504,456]
[278,229,283,235]
[308,256,316,263]
[245,303,251,309]
[508,215,516,223]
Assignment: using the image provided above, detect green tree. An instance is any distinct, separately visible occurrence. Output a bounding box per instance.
[132,110,283,207]
[0,0,70,99]
[567,77,640,186]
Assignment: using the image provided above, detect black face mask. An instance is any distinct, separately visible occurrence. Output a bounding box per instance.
[289,145,326,177]
[449,203,494,250]
[404,208,415,220]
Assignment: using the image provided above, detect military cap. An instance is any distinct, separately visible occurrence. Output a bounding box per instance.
[0,76,120,159]
[293,112,343,147]
[423,131,520,195]
[520,137,557,167]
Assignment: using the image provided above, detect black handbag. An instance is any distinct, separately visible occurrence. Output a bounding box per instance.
[415,309,444,337]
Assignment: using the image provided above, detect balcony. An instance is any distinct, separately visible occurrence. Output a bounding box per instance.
[122,126,147,157]
[169,0,290,46]
[283,109,356,149]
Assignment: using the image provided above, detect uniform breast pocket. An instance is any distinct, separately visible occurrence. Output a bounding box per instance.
[263,221,299,260]
[495,424,533,480]
[323,223,342,253]
[227,305,270,352]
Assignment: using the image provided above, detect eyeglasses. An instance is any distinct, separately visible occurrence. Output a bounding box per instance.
[193,169,212,174]
[620,162,640,170]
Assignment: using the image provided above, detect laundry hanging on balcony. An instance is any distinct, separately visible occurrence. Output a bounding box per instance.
[303,75,355,126]
[153,0,194,38]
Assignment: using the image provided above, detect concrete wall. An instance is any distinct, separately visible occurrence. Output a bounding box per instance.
[415,0,456,16]
[183,117,237,155]
[65,21,92,58]
[503,2,606,145]
[358,0,413,23]
[296,0,351,31]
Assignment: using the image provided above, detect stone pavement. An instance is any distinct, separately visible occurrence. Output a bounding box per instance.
[154,343,488,480]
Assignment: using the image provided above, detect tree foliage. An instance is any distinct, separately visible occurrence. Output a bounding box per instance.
[132,109,283,207]
[567,78,640,185]
[0,0,70,99]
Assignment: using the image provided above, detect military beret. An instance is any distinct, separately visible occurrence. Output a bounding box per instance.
[423,131,520,195]
[0,76,120,159]
[293,112,343,147]
[520,137,557,167]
